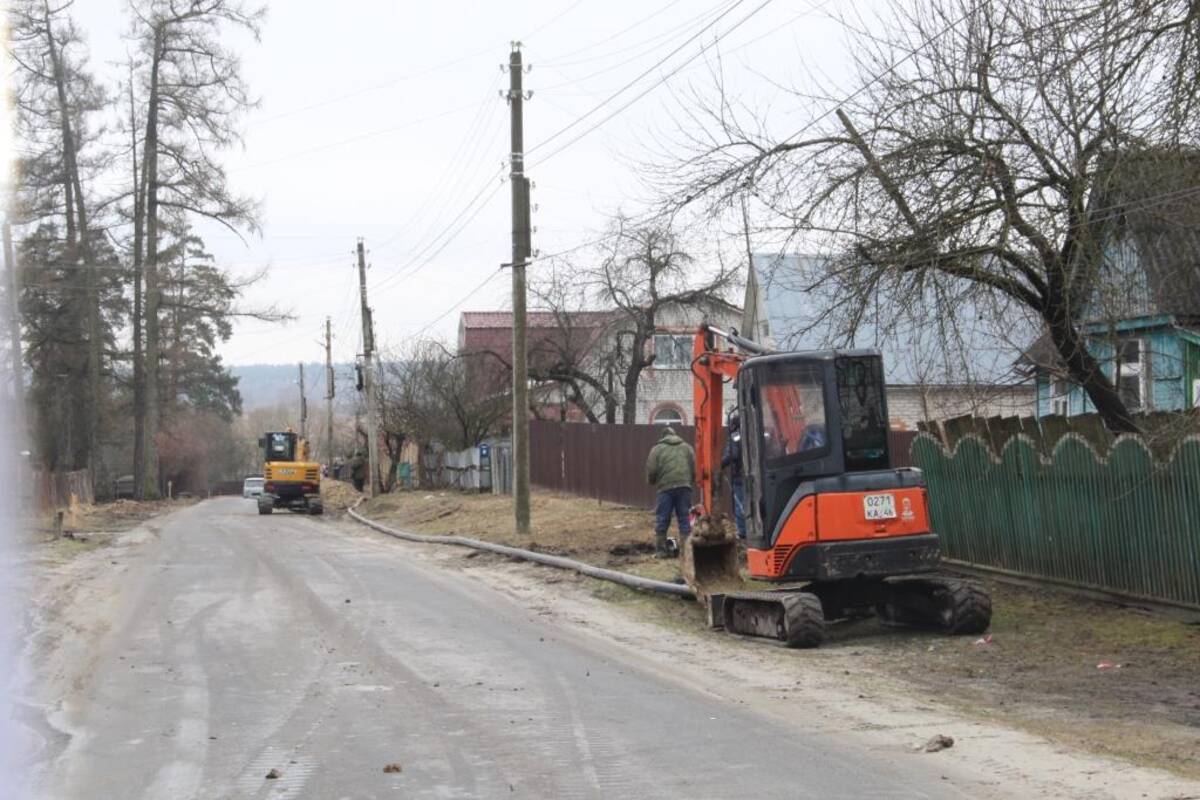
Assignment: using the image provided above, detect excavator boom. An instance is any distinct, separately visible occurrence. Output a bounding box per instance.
[679,326,747,600]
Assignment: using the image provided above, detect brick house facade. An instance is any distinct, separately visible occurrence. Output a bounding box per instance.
[458,299,742,426]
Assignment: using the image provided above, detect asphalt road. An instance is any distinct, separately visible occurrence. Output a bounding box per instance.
[30,498,964,799]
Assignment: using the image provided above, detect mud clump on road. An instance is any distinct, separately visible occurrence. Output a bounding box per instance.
[921,734,954,753]
[383,763,403,773]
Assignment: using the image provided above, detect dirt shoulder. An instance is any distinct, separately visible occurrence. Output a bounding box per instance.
[14,498,191,784]
[356,489,1200,781]
[22,497,196,563]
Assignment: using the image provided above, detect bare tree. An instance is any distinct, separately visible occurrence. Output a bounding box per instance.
[523,266,622,424]
[127,0,264,496]
[588,217,737,424]
[669,0,1200,433]
[487,218,738,425]
[379,339,509,457]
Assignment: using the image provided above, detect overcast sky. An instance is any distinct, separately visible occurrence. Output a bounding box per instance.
[68,0,856,366]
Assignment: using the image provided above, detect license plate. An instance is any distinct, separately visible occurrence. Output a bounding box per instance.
[863,493,896,520]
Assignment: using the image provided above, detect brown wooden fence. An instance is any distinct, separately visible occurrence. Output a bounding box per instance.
[530,421,918,508]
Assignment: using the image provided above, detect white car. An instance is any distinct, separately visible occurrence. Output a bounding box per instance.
[242,477,265,498]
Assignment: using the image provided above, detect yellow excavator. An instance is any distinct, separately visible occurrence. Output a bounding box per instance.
[257,430,323,515]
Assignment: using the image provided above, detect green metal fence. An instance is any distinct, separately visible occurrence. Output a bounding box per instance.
[912,433,1200,609]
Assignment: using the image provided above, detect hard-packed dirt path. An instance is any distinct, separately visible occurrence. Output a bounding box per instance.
[353,489,1200,783]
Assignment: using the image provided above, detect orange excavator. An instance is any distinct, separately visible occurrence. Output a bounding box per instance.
[683,324,991,647]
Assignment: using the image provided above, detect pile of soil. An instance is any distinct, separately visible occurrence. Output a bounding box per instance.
[320,480,363,513]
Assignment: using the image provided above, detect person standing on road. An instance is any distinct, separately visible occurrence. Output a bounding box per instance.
[722,413,747,538]
[645,426,696,558]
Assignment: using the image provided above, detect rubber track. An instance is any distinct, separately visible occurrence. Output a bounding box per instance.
[784,592,825,649]
[944,580,992,634]
[718,590,826,648]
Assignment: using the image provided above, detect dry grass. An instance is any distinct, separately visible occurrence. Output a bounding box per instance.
[362,489,665,570]
[28,497,195,541]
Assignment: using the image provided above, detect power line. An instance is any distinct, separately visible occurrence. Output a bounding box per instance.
[533,0,693,68]
[407,267,506,340]
[526,0,770,162]
[232,99,488,173]
[371,171,507,294]
[522,0,586,41]
[244,4,585,130]
[358,2,777,303]
[248,46,503,129]
[532,0,737,89]
[369,74,506,256]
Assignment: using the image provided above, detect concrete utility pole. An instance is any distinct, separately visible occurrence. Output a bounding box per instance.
[298,362,308,441]
[357,239,381,497]
[3,222,23,417]
[507,43,533,535]
[325,316,335,464]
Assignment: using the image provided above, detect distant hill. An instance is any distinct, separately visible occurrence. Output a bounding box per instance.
[231,362,357,412]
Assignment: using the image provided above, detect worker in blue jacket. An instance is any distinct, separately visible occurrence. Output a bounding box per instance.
[722,413,747,538]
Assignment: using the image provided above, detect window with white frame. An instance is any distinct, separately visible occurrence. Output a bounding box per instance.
[1050,378,1070,416]
[652,334,692,369]
[1115,337,1149,410]
[651,406,685,425]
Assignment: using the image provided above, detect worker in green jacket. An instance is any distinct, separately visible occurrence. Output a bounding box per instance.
[349,450,367,493]
[645,426,696,558]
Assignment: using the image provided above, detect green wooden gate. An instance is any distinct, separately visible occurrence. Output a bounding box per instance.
[913,433,1200,609]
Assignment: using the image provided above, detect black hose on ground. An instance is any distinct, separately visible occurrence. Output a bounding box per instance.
[347,503,696,600]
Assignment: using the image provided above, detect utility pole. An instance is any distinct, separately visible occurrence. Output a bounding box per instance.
[3,222,23,420]
[298,362,307,441]
[507,43,533,535]
[357,239,381,497]
[324,316,334,464]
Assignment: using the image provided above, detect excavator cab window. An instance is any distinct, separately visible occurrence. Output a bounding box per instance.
[836,355,890,472]
[739,355,839,544]
[264,432,297,463]
[757,361,830,467]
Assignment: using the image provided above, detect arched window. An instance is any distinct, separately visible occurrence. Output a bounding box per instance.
[651,405,685,426]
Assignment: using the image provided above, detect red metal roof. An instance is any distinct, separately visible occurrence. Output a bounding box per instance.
[460,310,613,329]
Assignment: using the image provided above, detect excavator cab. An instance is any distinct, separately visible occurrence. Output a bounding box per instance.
[736,350,936,581]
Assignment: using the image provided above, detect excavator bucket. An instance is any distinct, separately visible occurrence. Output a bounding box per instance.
[681,513,744,600]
